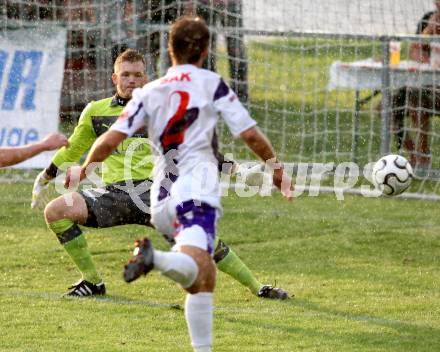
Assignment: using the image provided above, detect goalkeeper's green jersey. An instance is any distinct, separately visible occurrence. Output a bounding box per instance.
[52,96,152,184]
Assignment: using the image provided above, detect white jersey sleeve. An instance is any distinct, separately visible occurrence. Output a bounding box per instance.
[213,78,256,137]
[110,88,148,137]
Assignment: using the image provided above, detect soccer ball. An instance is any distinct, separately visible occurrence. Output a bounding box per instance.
[236,163,270,187]
[372,154,413,196]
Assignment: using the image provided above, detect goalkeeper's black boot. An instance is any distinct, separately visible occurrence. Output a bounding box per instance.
[258,285,290,300]
[64,279,106,297]
[124,237,154,283]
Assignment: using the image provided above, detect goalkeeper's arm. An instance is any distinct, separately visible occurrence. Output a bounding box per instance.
[31,104,96,208]
[42,114,97,180]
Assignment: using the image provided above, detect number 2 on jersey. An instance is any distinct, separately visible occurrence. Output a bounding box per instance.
[160,91,199,153]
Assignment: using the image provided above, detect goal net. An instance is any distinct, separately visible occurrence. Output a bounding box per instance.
[1,0,440,199]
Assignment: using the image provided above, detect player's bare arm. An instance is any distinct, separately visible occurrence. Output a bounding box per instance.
[240,126,293,199]
[0,133,68,168]
[240,126,276,161]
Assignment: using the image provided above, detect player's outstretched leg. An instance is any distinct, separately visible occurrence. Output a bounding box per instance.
[213,238,290,300]
[45,193,105,297]
[125,200,217,351]
[124,237,214,352]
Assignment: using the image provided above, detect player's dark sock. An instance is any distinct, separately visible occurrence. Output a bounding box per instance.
[48,219,102,284]
[213,238,261,295]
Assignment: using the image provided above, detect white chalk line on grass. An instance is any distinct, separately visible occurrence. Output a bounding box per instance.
[0,290,429,330]
[222,183,440,201]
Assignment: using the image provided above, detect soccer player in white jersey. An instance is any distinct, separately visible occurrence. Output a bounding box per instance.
[65,16,293,352]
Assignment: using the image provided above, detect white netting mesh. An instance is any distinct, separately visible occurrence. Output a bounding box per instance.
[242,0,433,35]
[1,0,440,198]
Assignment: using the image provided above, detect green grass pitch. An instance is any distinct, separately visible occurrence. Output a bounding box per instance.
[1,35,439,351]
[1,183,439,351]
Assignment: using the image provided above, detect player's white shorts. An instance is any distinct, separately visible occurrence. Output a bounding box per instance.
[151,197,219,255]
[150,170,221,254]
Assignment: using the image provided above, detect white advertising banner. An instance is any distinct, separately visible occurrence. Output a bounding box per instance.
[0,27,66,168]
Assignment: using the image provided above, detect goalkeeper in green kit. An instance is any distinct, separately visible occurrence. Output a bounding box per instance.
[32,49,289,299]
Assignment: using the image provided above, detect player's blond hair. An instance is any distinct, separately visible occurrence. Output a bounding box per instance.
[114,49,145,72]
[168,16,209,64]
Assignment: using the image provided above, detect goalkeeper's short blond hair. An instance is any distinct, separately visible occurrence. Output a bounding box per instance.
[114,49,145,72]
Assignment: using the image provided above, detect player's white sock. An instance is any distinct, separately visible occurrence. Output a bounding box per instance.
[153,250,198,288]
[185,292,213,352]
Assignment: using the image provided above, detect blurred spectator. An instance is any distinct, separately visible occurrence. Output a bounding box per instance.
[4,1,249,120]
[55,0,105,122]
[113,0,249,101]
[405,1,440,168]
[188,0,249,105]
[133,1,186,79]
[4,1,103,122]
[385,10,434,155]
